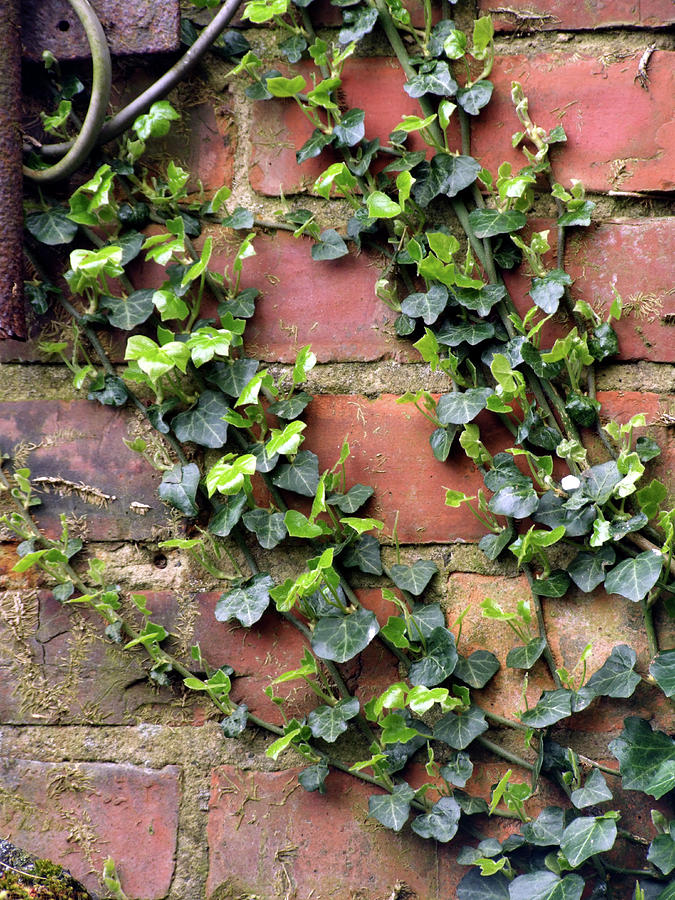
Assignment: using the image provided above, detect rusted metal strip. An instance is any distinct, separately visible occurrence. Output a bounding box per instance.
[0,0,26,341]
[21,0,180,61]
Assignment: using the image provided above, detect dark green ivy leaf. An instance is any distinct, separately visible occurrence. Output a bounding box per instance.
[534,492,594,538]
[411,796,461,842]
[585,644,641,698]
[368,783,415,832]
[409,626,458,686]
[279,33,307,63]
[570,768,612,809]
[267,392,312,420]
[567,546,616,593]
[158,463,199,516]
[521,807,565,846]
[454,650,500,688]
[560,815,617,867]
[333,108,365,147]
[457,868,510,900]
[242,508,288,549]
[222,207,254,230]
[580,461,622,504]
[636,435,662,463]
[650,649,675,698]
[342,533,382,575]
[220,288,258,319]
[647,831,675,876]
[87,374,128,407]
[441,751,473,787]
[454,284,506,316]
[311,607,380,662]
[609,717,675,799]
[327,483,374,513]
[430,426,455,462]
[604,551,663,602]
[589,321,619,362]
[298,761,329,794]
[404,61,458,98]
[273,450,320,497]
[407,602,445,641]
[507,637,546,670]
[411,154,481,207]
[338,6,378,44]
[510,872,584,900]
[479,527,515,561]
[215,573,274,627]
[172,390,230,448]
[205,357,259,398]
[566,393,600,427]
[389,559,438,595]
[456,80,493,115]
[434,704,488,749]
[312,228,349,261]
[436,321,495,347]
[101,289,154,330]
[308,696,360,742]
[146,399,179,434]
[437,388,493,425]
[521,689,573,728]
[488,483,539,519]
[530,570,571,598]
[401,284,448,325]
[297,128,334,164]
[468,208,527,239]
[221,704,248,737]
[529,270,572,315]
[209,493,247,537]
[558,201,595,227]
[26,208,78,245]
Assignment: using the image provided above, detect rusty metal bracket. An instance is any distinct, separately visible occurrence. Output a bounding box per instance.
[0,0,26,340]
[21,0,180,60]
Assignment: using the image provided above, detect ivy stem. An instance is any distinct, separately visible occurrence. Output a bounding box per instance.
[640,597,659,658]
[484,710,528,733]
[523,566,562,688]
[477,736,534,772]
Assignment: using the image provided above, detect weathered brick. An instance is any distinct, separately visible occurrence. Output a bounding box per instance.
[0,758,180,899]
[249,57,459,195]
[480,0,675,30]
[207,765,468,900]
[0,400,167,540]
[506,217,675,362]
[471,51,674,193]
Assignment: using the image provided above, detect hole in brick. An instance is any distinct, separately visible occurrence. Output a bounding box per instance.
[153,553,167,569]
[57,19,71,31]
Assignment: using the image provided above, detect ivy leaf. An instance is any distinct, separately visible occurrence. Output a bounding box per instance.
[158,463,199,516]
[521,689,573,728]
[298,761,329,794]
[338,6,378,44]
[434,705,488,750]
[389,559,438,595]
[510,872,584,900]
[172,390,230,448]
[205,358,259,398]
[604,551,663,602]
[440,751,473,788]
[609,717,675,799]
[454,791,490,818]
[436,321,495,347]
[407,603,445,641]
[637,479,668,519]
[312,229,349,261]
[585,645,641,699]
[529,270,572,315]
[581,461,622,504]
[558,201,595,227]
[284,509,325,538]
[101,289,154,329]
[570,769,612,809]
[488,484,539,519]
[215,574,274,627]
[468,208,527,239]
[26,208,78,245]
[87,374,128,407]
[409,626,458,687]
[507,637,546,670]
[311,607,380,662]
[411,154,481,206]
[530,570,571,598]
[647,832,675,876]
[437,388,493,425]
[273,450,320,497]
[221,288,258,319]
[650,650,675,698]
[567,546,616,593]
[368,783,415,832]
[401,285,448,325]
[221,704,248,738]
[297,128,334,164]
[267,392,312,420]
[308,696,360,742]
[479,527,515,561]
[430,426,454,462]
[333,108,366,147]
[454,650,500,688]
[455,284,506,316]
[266,74,306,97]
[327,484,374,513]
[411,796,461,842]
[457,80,493,115]
[342,534,382,575]
[560,815,617,867]
[404,61,458,98]
[457,868,510,900]
[209,493,247,537]
[589,321,619,361]
[242,508,287,549]
[521,807,565,846]
[279,33,307,63]
[636,435,661,463]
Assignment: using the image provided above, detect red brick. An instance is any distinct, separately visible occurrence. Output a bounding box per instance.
[505,217,675,363]
[480,0,675,30]
[226,231,408,362]
[207,765,468,899]
[471,51,674,193]
[249,57,460,195]
[0,400,166,540]
[0,758,179,899]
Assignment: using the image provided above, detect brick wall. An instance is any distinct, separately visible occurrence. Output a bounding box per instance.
[1,1,673,897]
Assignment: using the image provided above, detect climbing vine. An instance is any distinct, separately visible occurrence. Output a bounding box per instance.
[4,0,675,897]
